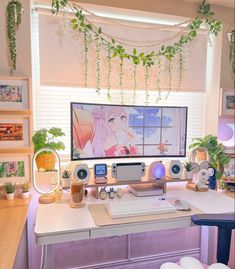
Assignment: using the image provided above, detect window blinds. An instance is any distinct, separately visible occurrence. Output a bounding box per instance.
[37,10,207,91]
[32,12,205,158]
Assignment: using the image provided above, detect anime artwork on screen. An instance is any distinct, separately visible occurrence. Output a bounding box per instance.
[71,104,187,159]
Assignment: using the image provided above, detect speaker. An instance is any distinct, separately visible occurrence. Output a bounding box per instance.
[73,164,90,184]
[112,162,145,182]
[166,160,183,179]
[148,161,166,180]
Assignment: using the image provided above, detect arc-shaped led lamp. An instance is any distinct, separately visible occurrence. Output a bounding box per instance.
[32,148,61,204]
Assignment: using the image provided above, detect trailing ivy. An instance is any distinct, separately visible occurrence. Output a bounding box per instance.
[6,0,23,71]
[107,48,112,101]
[53,0,222,101]
[156,55,162,103]
[83,30,89,87]
[144,66,150,105]
[132,63,137,103]
[229,30,235,76]
[166,60,172,100]
[95,32,101,95]
[119,58,124,104]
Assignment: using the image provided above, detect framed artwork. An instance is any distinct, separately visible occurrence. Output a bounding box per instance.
[0,115,30,148]
[221,89,235,116]
[0,154,30,183]
[0,78,29,110]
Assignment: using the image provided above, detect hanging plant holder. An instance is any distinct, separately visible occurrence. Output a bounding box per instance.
[6,0,24,73]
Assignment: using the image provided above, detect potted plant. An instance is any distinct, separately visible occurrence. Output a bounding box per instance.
[32,127,65,171]
[21,181,31,198]
[61,169,71,188]
[184,162,193,180]
[189,135,230,179]
[4,182,15,200]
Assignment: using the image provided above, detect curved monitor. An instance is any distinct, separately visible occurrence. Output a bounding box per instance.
[71,103,188,160]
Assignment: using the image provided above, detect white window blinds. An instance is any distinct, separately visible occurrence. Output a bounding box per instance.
[32,11,205,157]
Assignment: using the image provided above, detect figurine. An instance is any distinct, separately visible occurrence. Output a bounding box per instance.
[195,168,214,189]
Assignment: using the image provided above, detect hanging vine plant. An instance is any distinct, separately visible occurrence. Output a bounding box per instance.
[6,0,23,72]
[51,0,222,102]
[229,30,235,76]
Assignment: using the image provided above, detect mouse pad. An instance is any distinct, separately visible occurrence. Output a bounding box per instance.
[87,198,204,226]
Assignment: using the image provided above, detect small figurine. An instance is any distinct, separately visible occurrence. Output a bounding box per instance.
[116,187,123,198]
[99,187,107,200]
[195,168,214,189]
[109,187,115,199]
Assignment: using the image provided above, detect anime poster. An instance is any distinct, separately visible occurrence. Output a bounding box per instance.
[71,104,187,159]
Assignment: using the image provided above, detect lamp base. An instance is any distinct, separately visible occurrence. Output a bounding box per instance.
[39,195,55,204]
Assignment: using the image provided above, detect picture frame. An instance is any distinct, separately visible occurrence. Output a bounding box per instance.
[0,154,31,184]
[221,89,235,116]
[0,114,30,148]
[0,78,29,110]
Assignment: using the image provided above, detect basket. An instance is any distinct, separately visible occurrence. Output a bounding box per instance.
[36,153,56,171]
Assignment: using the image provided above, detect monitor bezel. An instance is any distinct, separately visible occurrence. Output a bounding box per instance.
[70,102,188,161]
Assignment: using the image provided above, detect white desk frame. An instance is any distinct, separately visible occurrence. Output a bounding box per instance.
[35,184,234,269]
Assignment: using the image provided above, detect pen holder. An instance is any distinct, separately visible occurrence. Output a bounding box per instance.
[70,180,85,208]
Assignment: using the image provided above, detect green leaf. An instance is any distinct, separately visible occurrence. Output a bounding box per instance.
[98,27,102,34]
[71,18,77,24]
[133,48,137,55]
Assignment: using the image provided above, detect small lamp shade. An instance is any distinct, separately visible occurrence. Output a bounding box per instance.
[149,161,166,179]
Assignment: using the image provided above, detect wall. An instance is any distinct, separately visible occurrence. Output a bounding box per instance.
[0,0,32,76]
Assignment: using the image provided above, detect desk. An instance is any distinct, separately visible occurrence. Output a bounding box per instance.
[35,185,234,269]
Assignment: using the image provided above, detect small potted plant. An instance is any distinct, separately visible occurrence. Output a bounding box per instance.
[4,182,15,200]
[32,127,65,171]
[21,181,31,198]
[61,169,71,188]
[184,162,193,180]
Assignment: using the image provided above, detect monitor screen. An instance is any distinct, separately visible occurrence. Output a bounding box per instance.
[71,103,188,160]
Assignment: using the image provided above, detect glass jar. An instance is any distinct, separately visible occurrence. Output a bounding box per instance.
[70,180,85,208]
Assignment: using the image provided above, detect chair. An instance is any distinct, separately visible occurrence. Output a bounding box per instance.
[191,213,235,265]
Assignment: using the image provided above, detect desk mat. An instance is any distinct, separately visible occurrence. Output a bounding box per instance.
[87,199,203,226]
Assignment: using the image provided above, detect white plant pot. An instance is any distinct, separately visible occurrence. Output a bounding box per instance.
[22,192,29,199]
[185,170,193,180]
[62,177,70,188]
[6,193,14,200]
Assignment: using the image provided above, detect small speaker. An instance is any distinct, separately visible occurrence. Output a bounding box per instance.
[73,164,90,184]
[166,160,183,179]
[148,161,166,180]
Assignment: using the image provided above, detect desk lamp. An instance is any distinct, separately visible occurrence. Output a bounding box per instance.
[32,148,61,204]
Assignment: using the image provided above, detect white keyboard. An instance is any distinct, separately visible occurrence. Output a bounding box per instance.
[105,197,177,219]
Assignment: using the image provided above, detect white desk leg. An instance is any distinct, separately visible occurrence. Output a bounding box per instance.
[200,226,216,265]
[40,245,53,269]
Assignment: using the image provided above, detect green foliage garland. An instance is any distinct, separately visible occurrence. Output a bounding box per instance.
[52,0,222,101]
[6,0,23,71]
[229,30,235,76]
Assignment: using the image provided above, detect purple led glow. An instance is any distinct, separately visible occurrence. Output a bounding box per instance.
[152,162,166,179]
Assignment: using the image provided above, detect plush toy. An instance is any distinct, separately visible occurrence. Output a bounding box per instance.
[160,257,230,269]
[195,168,214,189]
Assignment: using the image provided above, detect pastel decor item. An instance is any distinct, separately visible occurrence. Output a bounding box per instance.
[208,263,230,269]
[209,167,216,190]
[148,161,166,179]
[160,263,183,269]
[179,256,204,269]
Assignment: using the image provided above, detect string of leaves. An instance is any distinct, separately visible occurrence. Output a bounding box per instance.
[229,30,235,76]
[51,0,222,100]
[6,0,23,72]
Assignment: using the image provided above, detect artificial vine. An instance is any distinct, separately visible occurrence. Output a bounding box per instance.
[229,30,235,76]
[132,63,137,103]
[6,0,23,72]
[83,30,89,87]
[144,66,150,105]
[107,48,112,101]
[156,56,162,103]
[52,0,222,102]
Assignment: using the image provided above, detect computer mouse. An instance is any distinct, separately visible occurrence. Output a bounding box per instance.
[174,199,191,211]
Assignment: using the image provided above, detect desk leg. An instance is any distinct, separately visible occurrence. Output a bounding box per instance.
[200,226,216,265]
[40,245,53,269]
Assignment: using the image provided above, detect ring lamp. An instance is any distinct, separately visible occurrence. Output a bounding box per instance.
[32,148,61,204]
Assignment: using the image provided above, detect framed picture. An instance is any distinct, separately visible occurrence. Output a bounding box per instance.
[0,154,31,184]
[221,89,235,116]
[0,115,30,148]
[0,78,29,110]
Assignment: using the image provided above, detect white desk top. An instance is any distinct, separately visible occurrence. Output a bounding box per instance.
[35,184,235,245]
